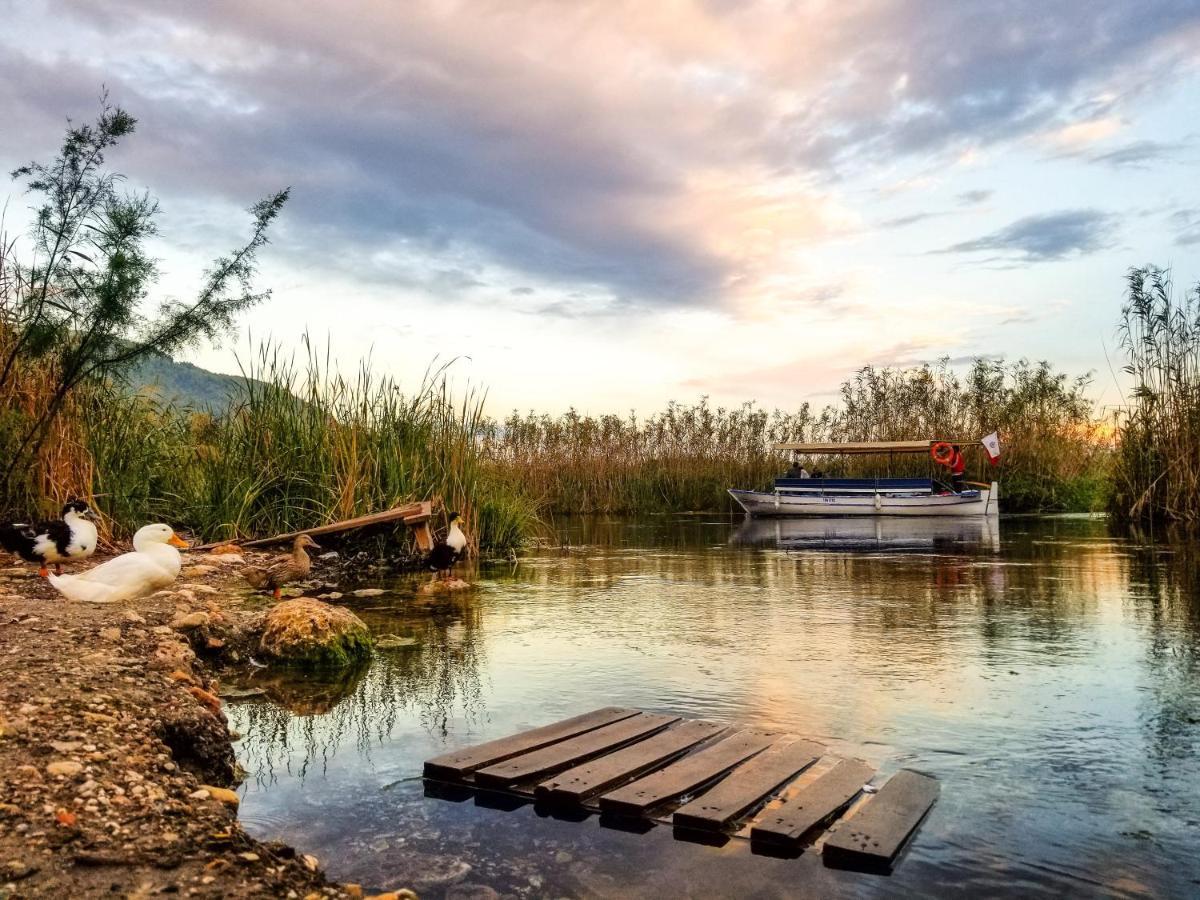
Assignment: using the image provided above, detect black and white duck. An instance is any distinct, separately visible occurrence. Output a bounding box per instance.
[426,511,467,580]
[0,500,99,576]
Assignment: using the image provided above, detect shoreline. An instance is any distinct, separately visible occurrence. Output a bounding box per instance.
[0,552,403,899]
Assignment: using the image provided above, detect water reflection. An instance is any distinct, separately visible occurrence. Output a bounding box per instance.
[228,515,1200,898]
[731,514,1001,553]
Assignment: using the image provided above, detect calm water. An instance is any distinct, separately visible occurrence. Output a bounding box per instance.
[228,516,1200,899]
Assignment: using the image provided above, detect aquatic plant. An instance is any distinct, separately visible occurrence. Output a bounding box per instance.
[483,359,1110,515]
[1111,266,1200,525]
[483,400,825,514]
[80,336,539,553]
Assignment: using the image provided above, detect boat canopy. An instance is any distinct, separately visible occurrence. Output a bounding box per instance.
[774,440,933,455]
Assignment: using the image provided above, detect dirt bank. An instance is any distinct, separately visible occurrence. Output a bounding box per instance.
[0,551,408,900]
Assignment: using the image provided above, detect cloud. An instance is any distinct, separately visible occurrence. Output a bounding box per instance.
[880,211,943,229]
[1088,139,1185,168]
[1170,209,1200,245]
[938,210,1117,262]
[3,0,1198,317]
[957,190,994,206]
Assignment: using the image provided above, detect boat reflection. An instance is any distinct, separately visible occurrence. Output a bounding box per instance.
[730,514,1001,553]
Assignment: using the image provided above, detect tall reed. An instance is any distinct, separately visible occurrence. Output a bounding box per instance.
[80,337,539,552]
[1111,266,1200,524]
[484,400,824,514]
[483,359,1110,515]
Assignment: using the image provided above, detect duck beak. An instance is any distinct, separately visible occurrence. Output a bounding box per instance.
[168,533,190,548]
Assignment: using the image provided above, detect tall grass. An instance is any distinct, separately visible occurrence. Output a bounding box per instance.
[1111,267,1200,525]
[826,358,1111,512]
[483,358,1110,515]
[88,337,538,551]
[484,400,823,514]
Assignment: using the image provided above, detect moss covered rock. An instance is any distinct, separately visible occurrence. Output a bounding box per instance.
[258,599,373,668]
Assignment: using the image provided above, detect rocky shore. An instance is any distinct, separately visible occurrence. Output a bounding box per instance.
[0,551,412,900]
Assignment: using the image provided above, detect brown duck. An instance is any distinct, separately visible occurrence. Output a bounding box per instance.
[242,534,320,600]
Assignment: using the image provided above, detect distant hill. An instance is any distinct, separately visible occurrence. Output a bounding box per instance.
[122,352,252,409]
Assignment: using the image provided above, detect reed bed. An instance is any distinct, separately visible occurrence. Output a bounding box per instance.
[1110,267,1200,525]
[483,401,824,514]
[88,338,538,551]
[484,358,1110,515]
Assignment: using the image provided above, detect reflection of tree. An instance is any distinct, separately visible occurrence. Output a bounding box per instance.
[228,593,487,786]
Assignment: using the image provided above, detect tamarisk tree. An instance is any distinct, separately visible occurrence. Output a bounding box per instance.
[0,96,288,498]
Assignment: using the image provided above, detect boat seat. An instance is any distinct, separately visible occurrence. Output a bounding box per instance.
[773,478,933,492]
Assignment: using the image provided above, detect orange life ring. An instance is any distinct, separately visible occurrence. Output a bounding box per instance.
[930,441,954,465]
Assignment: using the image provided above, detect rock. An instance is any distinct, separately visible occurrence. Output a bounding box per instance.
[367,893,420,900]
[170,611,209,631]
[209,544,242,555]
[344,885,364,899]
[317,551,340,560]
[375,635,418,650]
[258,599,373,668]
[46,760,84,778]
[150,640,196,671]
[418,578,471,595]
[199,785,240,808]
[317,592,344,601]
[173,589,197,604]
[121,610,146,625]
[49,740,82,753]
[447,886,501,900]
[156,703,236,783]
[300,853,319,871]
[238,852,260,862]
[99,627,121,642]
[352,588,385,598]
[189,789,211,800]
[179,583,219,595]
[182,565,217,577]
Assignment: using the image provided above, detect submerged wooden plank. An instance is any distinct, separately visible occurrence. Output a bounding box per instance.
[599,729,778,816]
[822,769,939,867]
[536,720,727,804]
[423,707,640,780]
[474,712,680,789]
[672,739,823,831]
[749,757,874,846]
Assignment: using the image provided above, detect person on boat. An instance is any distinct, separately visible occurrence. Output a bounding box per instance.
[950,444,966,493]
[786,455,810,479]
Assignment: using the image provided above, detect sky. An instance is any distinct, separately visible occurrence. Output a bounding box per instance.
[2,0,1199,415]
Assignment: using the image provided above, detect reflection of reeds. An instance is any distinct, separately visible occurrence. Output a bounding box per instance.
[1112,267,1200,525]
[230,598,487,786]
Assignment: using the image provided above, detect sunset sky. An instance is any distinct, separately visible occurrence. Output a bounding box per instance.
[3,0,1199,413]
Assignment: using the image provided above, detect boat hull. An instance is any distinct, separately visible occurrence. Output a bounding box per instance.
[728,482,999,517]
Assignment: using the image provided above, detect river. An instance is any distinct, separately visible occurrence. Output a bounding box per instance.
[226,515,1200,898]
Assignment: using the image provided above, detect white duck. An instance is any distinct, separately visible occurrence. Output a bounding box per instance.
[47,523,188,604]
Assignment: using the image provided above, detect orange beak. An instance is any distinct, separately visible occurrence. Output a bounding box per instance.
[168,533,189,548]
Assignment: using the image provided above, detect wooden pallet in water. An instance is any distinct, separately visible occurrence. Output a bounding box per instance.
[423,708,938,873]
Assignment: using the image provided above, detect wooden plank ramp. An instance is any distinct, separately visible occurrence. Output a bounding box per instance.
[422,708,938,874]
[672,739,824,831]
[600,729,779,816]
[424,707,639,780]
[749,757,875,846]
[822,769,939,871]
[474,712,678,789]
[537,719,726,803]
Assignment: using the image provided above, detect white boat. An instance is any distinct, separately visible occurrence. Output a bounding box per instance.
[728,440,1000,518]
